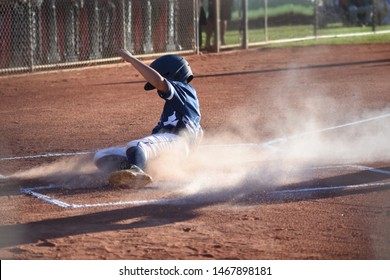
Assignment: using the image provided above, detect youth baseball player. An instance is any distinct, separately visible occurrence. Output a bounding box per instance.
[94,49,203,188]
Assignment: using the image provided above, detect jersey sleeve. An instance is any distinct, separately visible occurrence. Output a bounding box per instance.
[157,79,191,116]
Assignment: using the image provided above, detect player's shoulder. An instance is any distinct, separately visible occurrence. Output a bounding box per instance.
[168,79,197,96]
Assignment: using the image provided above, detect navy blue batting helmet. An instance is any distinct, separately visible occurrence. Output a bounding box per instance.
[144,54,193,90]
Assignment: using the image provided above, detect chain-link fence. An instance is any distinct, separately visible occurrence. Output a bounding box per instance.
[2,0,390,74]
[0,0,196,74]
[200,0,390,50]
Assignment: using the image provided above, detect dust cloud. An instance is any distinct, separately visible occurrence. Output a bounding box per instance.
[149,90,390,199]
[7,154,107,188]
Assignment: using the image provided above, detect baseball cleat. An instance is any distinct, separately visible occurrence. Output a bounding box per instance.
[108,165,152,189]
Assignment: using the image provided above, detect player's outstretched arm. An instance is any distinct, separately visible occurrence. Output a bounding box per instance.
[116,49,168,93]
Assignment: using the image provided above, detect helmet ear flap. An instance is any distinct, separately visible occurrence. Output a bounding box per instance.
[186,75,193,83]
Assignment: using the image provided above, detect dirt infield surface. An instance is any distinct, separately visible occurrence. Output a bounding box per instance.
[0,44,390,260]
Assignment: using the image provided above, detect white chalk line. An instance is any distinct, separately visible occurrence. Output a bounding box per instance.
[0,151,94,161]
[262,112,390,147]
[348,165,390,175]
[19,184,192,209]
[1,112,389,162]
[20,186,177,209]
[272,181,390,194]
[308,164,390,175]
[18,164,390,209]
[21,187,72,208]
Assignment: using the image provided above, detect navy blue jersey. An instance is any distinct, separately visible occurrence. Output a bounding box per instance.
[152,79,202,141]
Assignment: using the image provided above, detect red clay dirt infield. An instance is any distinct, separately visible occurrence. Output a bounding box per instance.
[0,44,389,260]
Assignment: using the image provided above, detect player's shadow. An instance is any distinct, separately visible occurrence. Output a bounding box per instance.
[0,199,203,249]
[235,165,390,205]
[0,166,389,250]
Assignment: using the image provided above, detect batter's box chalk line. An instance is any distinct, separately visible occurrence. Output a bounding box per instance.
[19,164,390,209]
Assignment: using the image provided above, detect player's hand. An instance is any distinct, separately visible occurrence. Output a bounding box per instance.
[116,49,133,63]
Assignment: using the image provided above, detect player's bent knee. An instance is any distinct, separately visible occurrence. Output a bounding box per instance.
[94,147,128,172]
[95,155,129,172]
[126,145,147,170]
